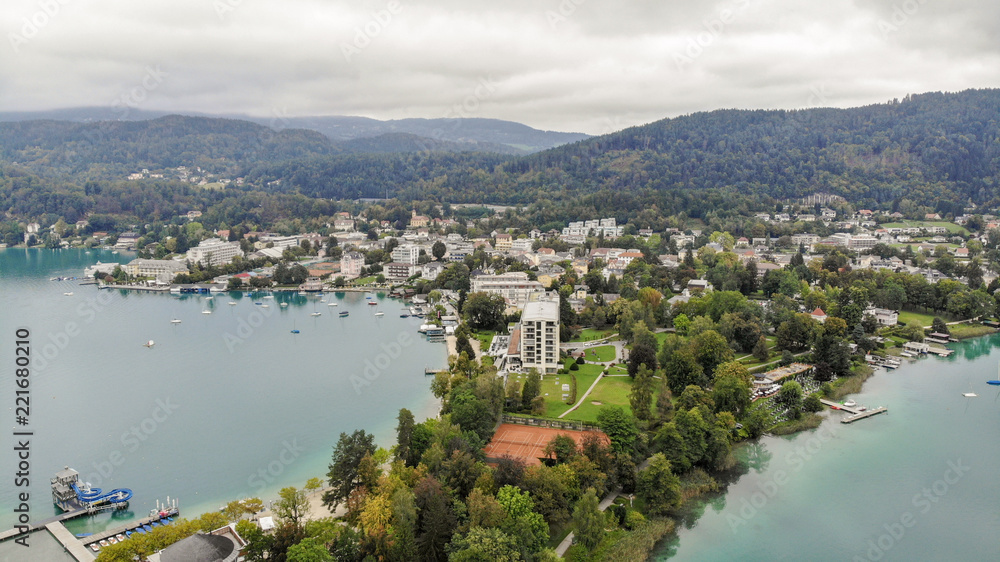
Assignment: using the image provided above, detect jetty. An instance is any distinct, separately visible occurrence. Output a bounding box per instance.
[820,399,889,424]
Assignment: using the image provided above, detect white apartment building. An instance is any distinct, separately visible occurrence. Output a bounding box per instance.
[519,297,560,374]
[186,238,243,266]
[124,259,188,281]
[470,272,545,308]
[391,244,421,265]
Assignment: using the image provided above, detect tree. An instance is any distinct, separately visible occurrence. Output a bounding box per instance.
[463,292,507,331]
[778,381,803,419]
[543,434,578,465]
[711,362,752,417]
[776,313,816,351]
[395,408,415,464]
[663,348,706,395]
[572,488,604,550]
[448,527,522,562]
[690,330,734,380]
[931,317,950,335]
[812,332,851,382]
[432,241,447,261]
[597,406,639,457]
[629,365,656,421]
[637,453,682,516]
[414,476,456,562]
[752,335,770,362]
[521,369,541,406]
[324,430,377,509]
[286,537,333,562]
[273,486,310,528]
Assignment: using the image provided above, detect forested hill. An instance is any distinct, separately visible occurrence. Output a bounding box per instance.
[0,115,338,178]
[502,89,1000,206]
[246,89,1000,208]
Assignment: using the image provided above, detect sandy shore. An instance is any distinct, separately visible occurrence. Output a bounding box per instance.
[445,335,481,361]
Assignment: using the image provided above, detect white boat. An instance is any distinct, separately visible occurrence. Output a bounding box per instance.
[262,304,270,308]
[204,296,214,300]
[328,302,338,307]
[170,319,182,324]
[843,400,857,408]
[64,292,74,296]
[963,392,978,397]
[144,340,155,347]
[263,295,274,299]
[280,302,288,308]
[375,311,385,317]
[310,312,321,317]
[202,310,212,315]
[228,301,237,305]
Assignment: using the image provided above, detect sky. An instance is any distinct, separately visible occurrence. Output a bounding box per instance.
[1,0,998,135]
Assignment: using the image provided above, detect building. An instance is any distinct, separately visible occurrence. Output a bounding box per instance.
[519,297,560,374]
[510,238,534,253]
[124,259,188,282]
[865,307,899,326]
[391,244,421,265]
[385,262,416,281]
[409,210,429,228]
[148,525,245,562]
[494,233,513,252]
[811,308,828,323]
[340,252,365,279]
[471,272,546,308]
[186,238,243,266]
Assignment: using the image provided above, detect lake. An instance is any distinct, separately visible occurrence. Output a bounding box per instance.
[653,332,1000,561]
[0,248,446,559]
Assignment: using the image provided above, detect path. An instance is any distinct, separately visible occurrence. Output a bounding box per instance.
[558,372,606,419]
[555,488,622,557]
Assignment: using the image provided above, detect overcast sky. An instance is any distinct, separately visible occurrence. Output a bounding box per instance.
[2,0,998,135]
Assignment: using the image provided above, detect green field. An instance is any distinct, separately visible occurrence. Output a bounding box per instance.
[473,330,497,351]
[896,310,938,327]
[583,345,617,362]
[571,328,616,342]
[562,374,659,423]
[880,221,969,235]
[532,368,603,418]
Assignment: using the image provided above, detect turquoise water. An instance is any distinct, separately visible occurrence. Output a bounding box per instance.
[653,334,1000,561]
[0,248,445,554]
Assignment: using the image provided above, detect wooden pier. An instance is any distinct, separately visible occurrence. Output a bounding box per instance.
[46,522,95,562]
[820,399,889,423]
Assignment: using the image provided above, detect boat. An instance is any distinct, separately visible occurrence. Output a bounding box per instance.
[228,301,237,305]
[988,381,1000,386]
[368,301,378,306]
[298,291,309,296]
[262,304,270,308]
[100,539,109,548]
[310,312,321,317]
[90,543,100,552]
[136,527,146,534]
[328,302,338,306]
[202,310,212,314]
[843,400,857,408]
[291,329,300,334]
[375,311,385,317]
[204,296,213,300]
[142,525,152,532]
[64,292,74,296]
[400,314,409,318]
[254,302,263,305]
[280,302,288,307]
[144,340,155,347]
[116,534,126,542]
[170,318,182,324]
[963,392,978,397]
[263,295,274,299]
[108,537,118,544]
[339,311,349,317]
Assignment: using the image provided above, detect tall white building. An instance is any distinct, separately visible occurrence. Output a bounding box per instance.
[519,297,560,374]
[186,238,243,266]
[340,252,365,279]
[391,244,420,265]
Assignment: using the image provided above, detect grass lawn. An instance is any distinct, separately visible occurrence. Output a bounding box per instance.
[897,310,939,327]
[473,330,496,350]
[353,276,376,285]
[949,323,996,339]
[528,369,602,418]
[563,372,659,423]
[583,345,617,362]
[571,328,616,342]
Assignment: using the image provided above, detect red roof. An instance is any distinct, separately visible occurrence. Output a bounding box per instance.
[811,308,826,317]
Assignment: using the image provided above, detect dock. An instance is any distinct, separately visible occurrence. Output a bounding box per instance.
[926,346,954,357]
[45,522,95,562]
[820,399,889,423]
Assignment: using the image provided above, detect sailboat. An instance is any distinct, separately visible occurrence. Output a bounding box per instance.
[988,363,1000,386]
[170,318,182,324]
[144,340,155,348]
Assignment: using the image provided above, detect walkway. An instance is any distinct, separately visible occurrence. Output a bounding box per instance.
[45,522,94,562]
[558,372,605,419]
[554,488,621,557]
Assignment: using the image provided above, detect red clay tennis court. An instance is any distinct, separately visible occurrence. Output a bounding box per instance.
[484,423,609,466]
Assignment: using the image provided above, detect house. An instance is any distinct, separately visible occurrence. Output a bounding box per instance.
[687,279,713,293]
[494,233,513,252]
[810,308,828,323]
[421,261,446,280]
[865,307,898,326]
[925,213,942,221]
[340,252,365,279]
